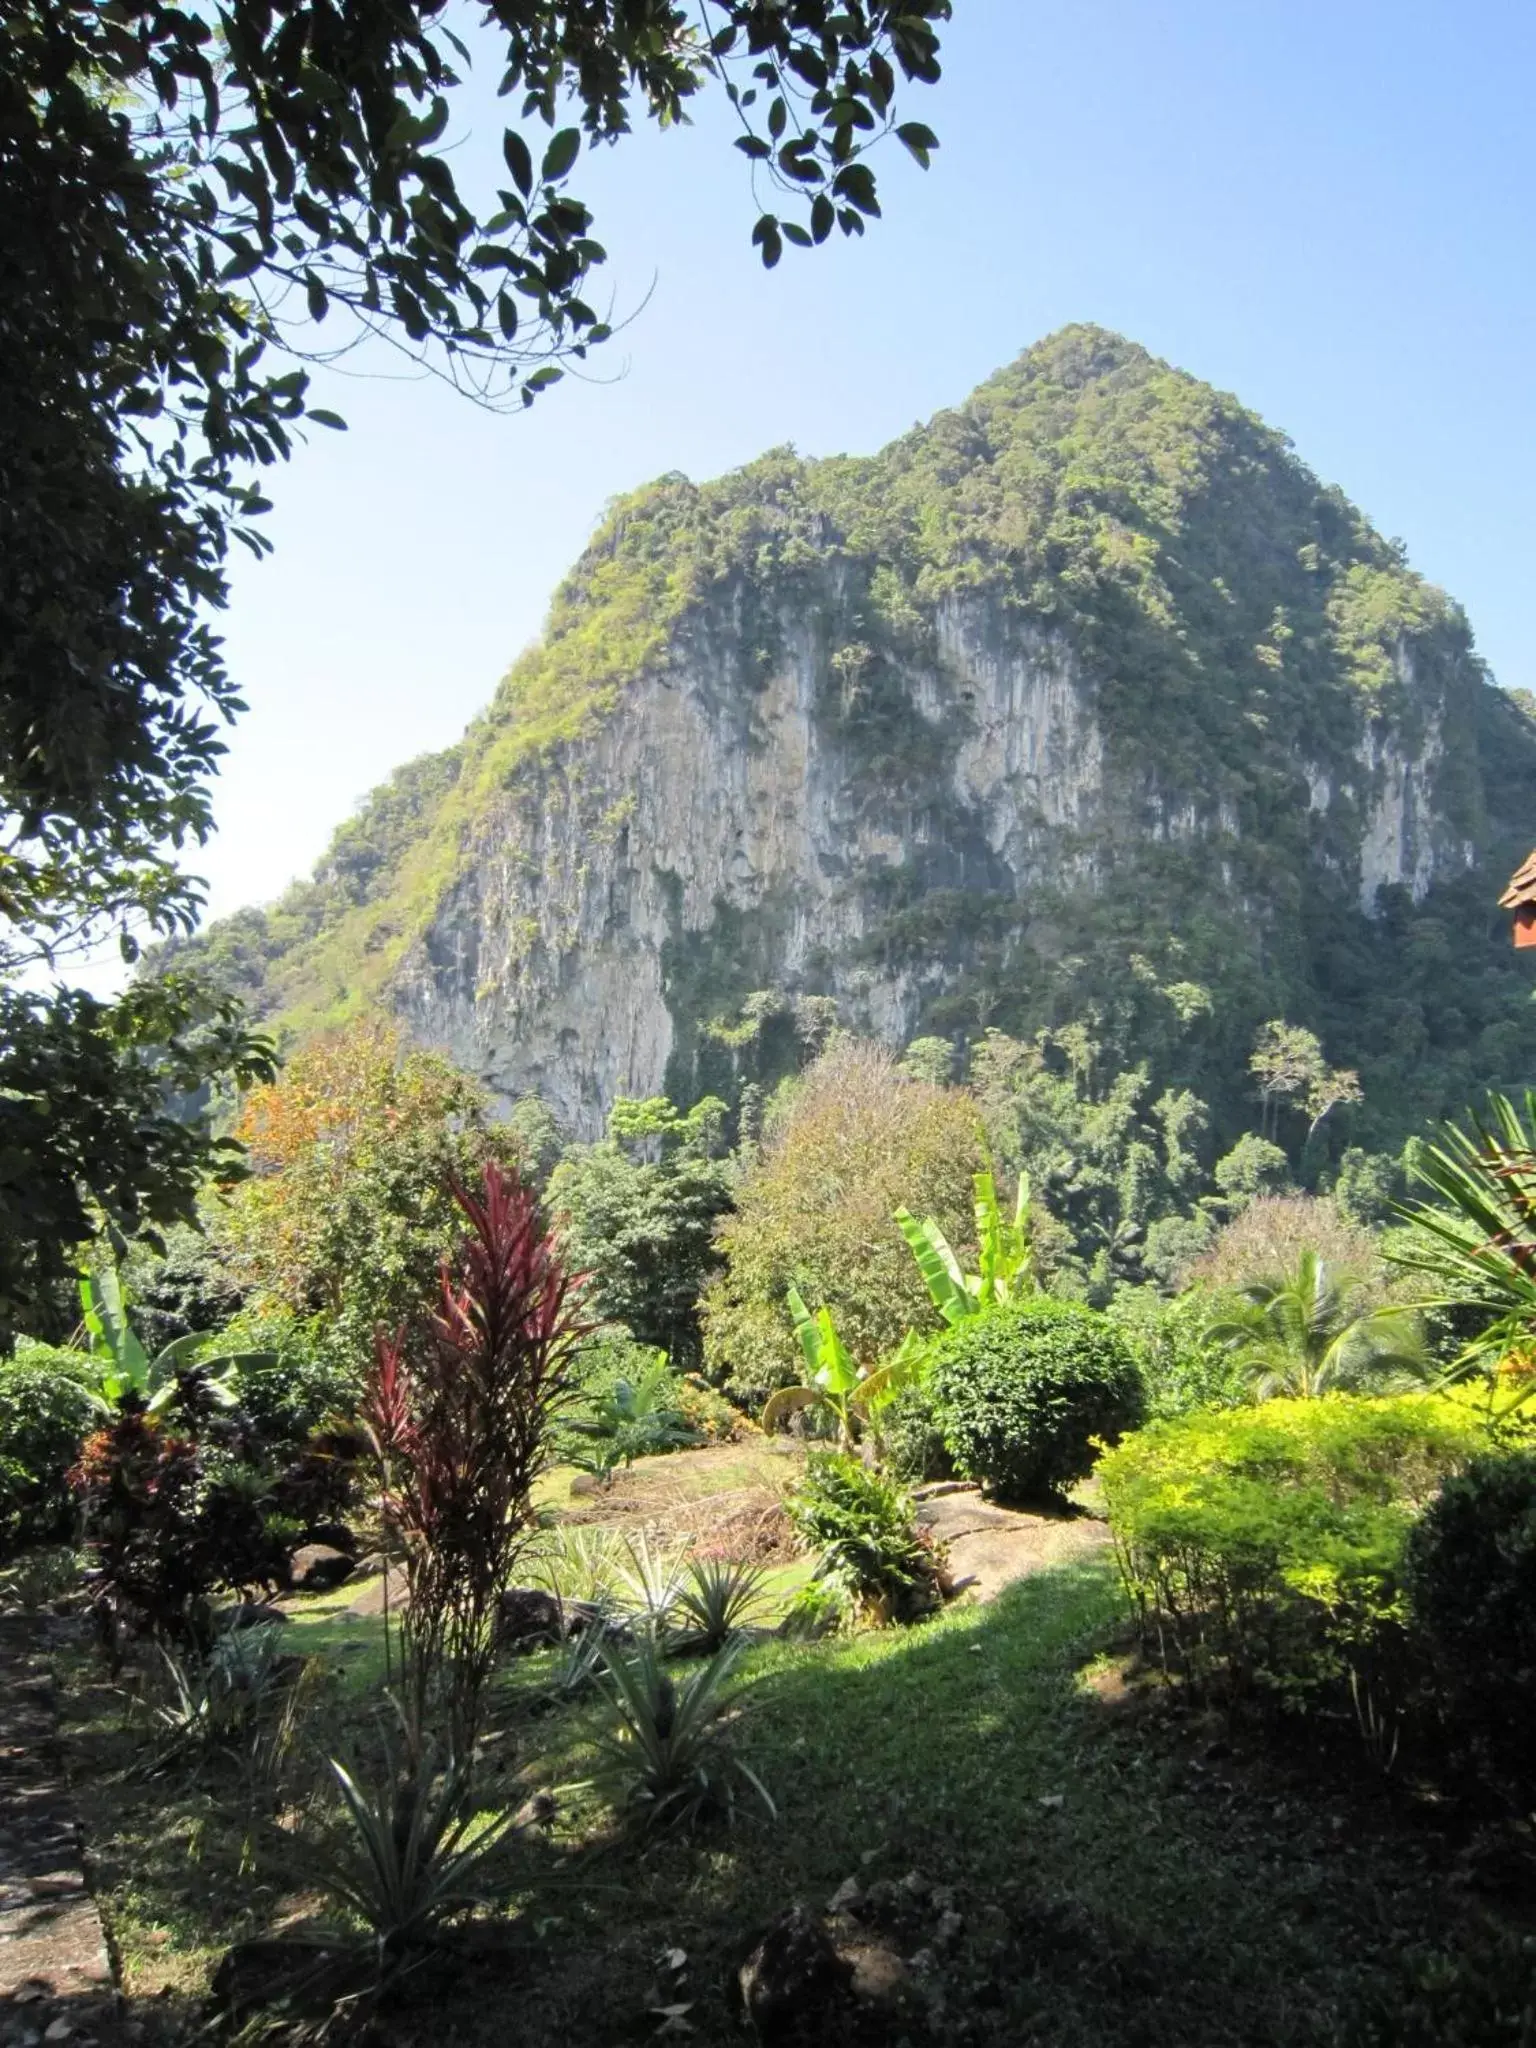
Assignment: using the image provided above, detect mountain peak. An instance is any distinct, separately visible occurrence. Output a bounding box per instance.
[177,334,1536,1153]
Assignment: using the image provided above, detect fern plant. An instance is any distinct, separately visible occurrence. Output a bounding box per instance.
[785,1449,944,1621]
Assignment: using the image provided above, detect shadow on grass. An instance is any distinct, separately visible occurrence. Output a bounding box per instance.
[502,1559,1466,2048]
[60,1561,1473,2047]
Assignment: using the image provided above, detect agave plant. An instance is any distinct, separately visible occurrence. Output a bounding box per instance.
[1204,1250,1430,1401]
[1393,1091,1536,1398]
[318,1748,520,1970]
[149,1623,291,1761]
[895,1170,1035,1326]
[611,1533,689,1634]
[760,1289,901,1447]
[671,1555,771,1656]
[540,1619,612,1706]
[590,1633,774,1833]
[533,1524,629,1615]
[79,1265,273,1419]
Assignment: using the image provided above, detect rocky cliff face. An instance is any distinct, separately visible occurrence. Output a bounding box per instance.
[392,600,1472,1137]
[190,326,1536,1148]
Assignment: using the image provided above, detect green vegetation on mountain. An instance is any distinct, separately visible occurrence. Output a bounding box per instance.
[177,325,1536,1160]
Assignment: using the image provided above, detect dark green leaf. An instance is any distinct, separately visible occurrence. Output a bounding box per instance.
[502,129,533,197]
[896,120,939,168]
[541,127,580,182]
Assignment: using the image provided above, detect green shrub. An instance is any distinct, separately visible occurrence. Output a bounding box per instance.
[225,1319,357,1456]
[672,1373,742,1444]
[1106,1287,1249,1419]
[0,1343,97,1555]
[878,1378,954,1484]
[929,1298,1144,1501]
[1405,1450,1536,1761]
[1341,1928,1536,2046]
[1100,1393,1490,1699]
[785,1449,942,1621]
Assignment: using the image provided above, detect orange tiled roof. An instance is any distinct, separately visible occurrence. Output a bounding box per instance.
[1501,850,1536,911]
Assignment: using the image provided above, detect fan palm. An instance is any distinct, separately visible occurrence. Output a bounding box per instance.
[1205,1250,1429,1401]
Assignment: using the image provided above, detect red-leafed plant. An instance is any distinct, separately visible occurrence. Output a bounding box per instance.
[362,1161,588,1749]
[70,1408,287,1660]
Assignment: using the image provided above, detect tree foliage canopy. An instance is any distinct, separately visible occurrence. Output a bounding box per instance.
[2,0,948,958]
[547,1092,734,1367]
[0,0,948,1319]
[700,1038,981,1404]
[214,1017,507,1367]
[0,975,275,1343]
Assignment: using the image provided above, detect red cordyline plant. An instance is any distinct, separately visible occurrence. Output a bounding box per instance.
[362,1161,589,1751]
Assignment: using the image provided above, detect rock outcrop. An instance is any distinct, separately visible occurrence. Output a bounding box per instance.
[185,326,1536,1142]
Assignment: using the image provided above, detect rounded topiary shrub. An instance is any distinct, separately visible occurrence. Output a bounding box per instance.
[929,1299,1144,1502]
[1405,1449,1536,1754]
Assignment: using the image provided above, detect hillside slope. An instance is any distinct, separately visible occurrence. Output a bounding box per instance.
[185,325,1536,1146]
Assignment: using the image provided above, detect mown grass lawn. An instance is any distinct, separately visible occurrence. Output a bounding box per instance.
[52,1543,1494,2046]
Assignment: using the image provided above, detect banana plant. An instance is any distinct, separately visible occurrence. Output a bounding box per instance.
[895,1170,1036,1326]
[760,1288,901,1448]
[565,1359,702,1483]
[79,1266,270,1418]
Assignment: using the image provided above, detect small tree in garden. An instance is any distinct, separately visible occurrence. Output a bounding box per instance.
[363,1161,588,1752]
[1204,1252,1428,1401]
[221,1019,508,1370]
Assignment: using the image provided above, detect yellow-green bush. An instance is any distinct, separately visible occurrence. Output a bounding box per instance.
[1100,1393,1490,1699]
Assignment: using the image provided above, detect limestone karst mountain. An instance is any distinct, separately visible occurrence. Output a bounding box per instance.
[185,325,1536,1148]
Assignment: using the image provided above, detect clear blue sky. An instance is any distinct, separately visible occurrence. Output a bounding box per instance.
[202,0,1534,928]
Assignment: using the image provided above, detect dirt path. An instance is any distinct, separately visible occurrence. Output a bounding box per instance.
[0,1617,120,2044]
[914,1487,1112,1601]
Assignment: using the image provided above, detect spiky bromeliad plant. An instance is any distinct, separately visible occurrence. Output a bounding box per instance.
[895,1169,1035,1326]
[671,1554,771,1655]
[319,1746,523,1974]
[1393,1091,1536,1406]
[590,1632,774,1833]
